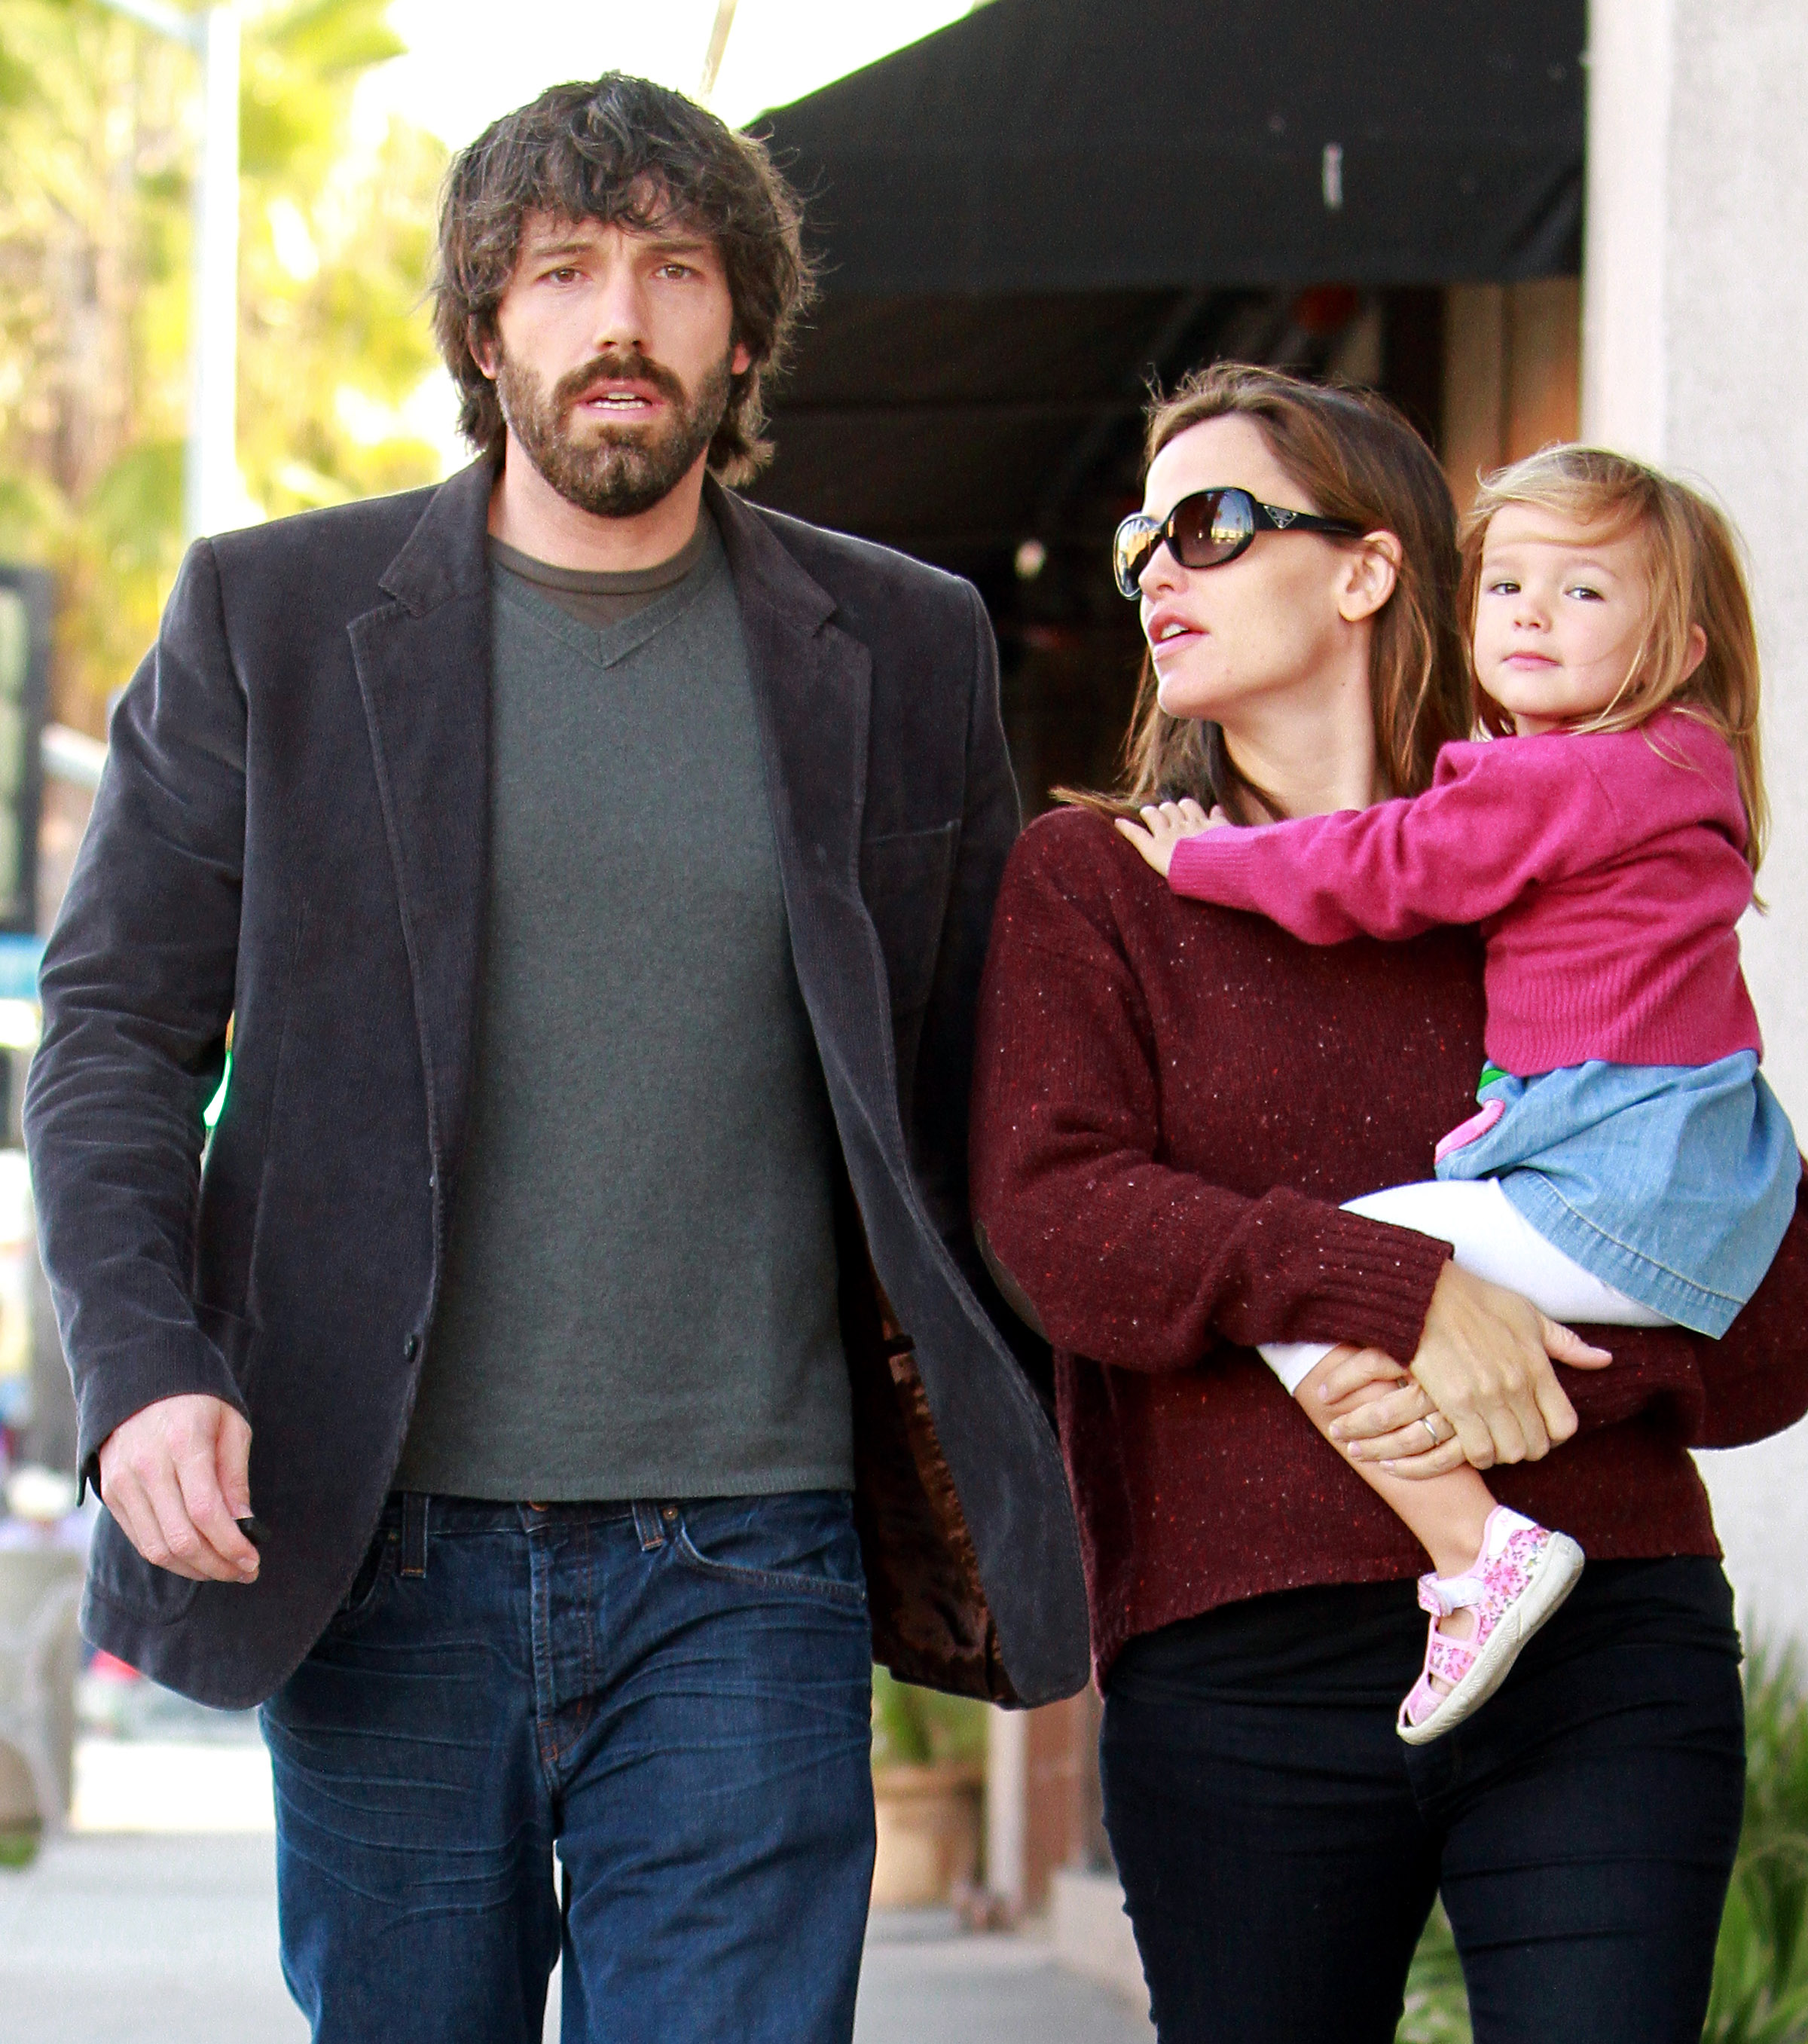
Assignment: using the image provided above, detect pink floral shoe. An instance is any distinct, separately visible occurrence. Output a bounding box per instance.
[1397,1507,1584,1746]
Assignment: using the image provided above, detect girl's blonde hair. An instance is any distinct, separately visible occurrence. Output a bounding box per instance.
[1461,445,1769,872]
[1064,362,1471,821]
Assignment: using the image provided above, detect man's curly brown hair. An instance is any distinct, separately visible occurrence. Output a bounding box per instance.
[431,74,816,486]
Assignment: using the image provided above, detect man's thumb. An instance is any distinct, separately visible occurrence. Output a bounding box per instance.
[217,1407,254,1516]
[1542,1316,1614,1369]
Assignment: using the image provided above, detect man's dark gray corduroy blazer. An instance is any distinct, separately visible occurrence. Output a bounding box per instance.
[23,462,1089,1711]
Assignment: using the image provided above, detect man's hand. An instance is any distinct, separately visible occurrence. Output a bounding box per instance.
[1114,797,1223,877]
[1330,1262,1613,1476]
[97,1395,260,1583]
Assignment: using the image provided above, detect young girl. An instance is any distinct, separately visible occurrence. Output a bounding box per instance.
[1118,445,1800,1743]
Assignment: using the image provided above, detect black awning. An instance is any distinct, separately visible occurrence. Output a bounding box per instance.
[755,0,1584,296]
[754,285,1445,564]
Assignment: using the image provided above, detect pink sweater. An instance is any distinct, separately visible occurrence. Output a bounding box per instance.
[1166,710,1760,1077]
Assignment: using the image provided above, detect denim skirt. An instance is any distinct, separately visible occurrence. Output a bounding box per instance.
[1435,1051,1800,1337]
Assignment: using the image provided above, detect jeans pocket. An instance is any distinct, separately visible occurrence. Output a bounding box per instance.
[672,1493,868,1611]
[326,1521,399,1633]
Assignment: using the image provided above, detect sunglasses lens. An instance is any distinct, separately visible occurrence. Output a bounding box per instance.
[1173,488,1254,568]
[1113,516,1159,597]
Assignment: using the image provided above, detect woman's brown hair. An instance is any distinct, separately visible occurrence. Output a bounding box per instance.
[1069,362,1474,820]
[1460,445,1769,872]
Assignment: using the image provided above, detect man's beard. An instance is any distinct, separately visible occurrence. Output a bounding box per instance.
[495,344,732,518]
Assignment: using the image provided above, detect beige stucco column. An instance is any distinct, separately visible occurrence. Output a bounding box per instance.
[1584,0,1808,1643]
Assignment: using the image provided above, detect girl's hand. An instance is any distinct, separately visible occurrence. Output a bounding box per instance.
[1332,1262,1613,1477]
[1114,798,1221,877]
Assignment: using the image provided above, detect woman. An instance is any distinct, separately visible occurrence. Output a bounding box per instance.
[970,362,1808,2043]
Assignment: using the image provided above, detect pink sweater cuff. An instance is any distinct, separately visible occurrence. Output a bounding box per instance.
[1168,829,1263,909]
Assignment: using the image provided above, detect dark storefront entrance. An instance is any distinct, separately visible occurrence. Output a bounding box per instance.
[750,0,1587,817]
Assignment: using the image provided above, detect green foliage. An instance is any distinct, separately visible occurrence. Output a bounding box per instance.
[1705,1645,1808,2043]
[1395,1642,1808,2044]
[1397,1902,1471,2044]
[87,438,185,575]
[870,1667,989,1771]
[0,0,449,730]
[240,0,405,184]
[0,1822,41,1871]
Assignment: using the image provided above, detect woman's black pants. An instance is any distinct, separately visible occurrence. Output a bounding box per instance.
[1101,1557,1745,2043]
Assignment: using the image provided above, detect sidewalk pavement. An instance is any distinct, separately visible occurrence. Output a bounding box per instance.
[0,1832,1153,2043]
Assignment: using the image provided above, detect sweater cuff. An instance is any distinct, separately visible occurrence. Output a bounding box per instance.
[1286,1205,1454,1364]
[1168,829,1264,909]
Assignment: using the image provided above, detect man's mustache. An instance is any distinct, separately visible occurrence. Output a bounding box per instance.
[554,350,689,411]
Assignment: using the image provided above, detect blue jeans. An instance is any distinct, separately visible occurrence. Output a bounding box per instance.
[261,1491,875,2044]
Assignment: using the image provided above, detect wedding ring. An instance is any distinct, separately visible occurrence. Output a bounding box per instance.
[1419,1416,1441,1450]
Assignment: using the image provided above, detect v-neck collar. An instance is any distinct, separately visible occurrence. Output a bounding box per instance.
[489,520,730,671]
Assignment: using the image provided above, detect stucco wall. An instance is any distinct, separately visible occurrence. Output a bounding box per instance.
[1584,0,1808,1645]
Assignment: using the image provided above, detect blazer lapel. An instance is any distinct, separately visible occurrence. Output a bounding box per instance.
[711,478,869,896]
[347,459,493,1215]
[710,481,884,1086]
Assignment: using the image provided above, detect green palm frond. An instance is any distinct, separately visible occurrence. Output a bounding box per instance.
[0,0,447,729]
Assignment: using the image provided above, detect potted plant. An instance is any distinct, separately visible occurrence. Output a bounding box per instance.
[869,1667,988,1909]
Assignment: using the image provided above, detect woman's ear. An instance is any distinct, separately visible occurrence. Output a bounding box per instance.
[1336,532,1402,623]
[1680,622,1709,680]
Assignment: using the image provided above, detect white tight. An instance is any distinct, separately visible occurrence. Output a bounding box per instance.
[1260,1178,1672,1395]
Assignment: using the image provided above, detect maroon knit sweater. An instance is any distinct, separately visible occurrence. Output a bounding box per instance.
[970,808,1808,1684]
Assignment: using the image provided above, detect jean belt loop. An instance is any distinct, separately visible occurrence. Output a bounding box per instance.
[401,1493,429,1578]
[631,1501,667,1552]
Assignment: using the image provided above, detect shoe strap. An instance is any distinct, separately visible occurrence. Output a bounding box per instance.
[1416,1511,1543,1618]
[1416,1569,1486,1618]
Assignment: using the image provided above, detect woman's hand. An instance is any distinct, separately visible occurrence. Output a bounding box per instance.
[1322,1351,1469,1476]
[1114,798,1223,877]
[1328,1262,1614,1477]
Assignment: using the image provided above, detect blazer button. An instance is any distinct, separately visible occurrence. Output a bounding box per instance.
[403,1333,420,1361]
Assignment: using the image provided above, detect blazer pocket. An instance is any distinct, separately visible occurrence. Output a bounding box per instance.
[86,1505,203,1626]
[860,821,959,1015]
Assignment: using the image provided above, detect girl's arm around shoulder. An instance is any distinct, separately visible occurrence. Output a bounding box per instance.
[970,808,1452,1373]
[1163,735,1636,943]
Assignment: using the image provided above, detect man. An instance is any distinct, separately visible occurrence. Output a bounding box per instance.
[25,75,1086,2043]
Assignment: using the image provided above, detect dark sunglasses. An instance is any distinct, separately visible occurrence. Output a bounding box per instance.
[1113,486,1366,598]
